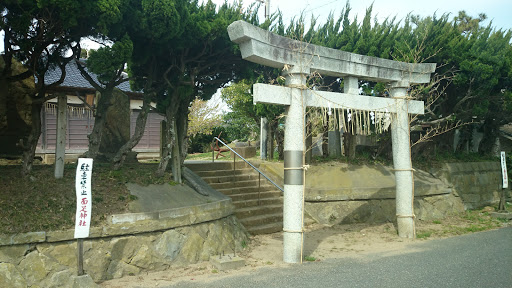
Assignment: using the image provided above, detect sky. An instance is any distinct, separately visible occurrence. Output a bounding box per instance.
[1,0,511,52]
[221,0,512,31]
[205,0,512,112]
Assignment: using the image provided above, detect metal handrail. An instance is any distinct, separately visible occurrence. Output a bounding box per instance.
[212,137,284,193]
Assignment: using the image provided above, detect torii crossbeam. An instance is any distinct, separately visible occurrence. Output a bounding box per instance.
[228,20,436,263]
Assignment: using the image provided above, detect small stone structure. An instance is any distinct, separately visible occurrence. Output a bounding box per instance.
[0,200,248,287]
[99,89,131,160]
[231,146,256,159]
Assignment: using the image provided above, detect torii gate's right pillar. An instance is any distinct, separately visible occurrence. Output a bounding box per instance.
[390,84,415,238]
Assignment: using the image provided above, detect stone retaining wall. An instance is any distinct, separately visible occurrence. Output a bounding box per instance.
[259,162,467,225]
[259,161,511,225]
[431,162,509,209]
[0,200,249,287]
[305,194,464,225]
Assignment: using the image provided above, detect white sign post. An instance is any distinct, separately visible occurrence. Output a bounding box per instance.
[501,152,508,189]
[74,158,93,275]
[499,152,508,211]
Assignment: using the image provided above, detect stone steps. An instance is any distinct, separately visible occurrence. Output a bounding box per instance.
[186,161,248,171]
[194,168,253,178]
[229,191,282,202]
[208,179,267,190]
[217,185,277,195]
[185,161,283,235]
[234,204,282,219]
[201,173,260,184]
[232,197,283,209]
[239,212,283,227]
[246,221,283,235]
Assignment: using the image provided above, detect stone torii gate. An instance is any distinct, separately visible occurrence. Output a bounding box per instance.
[227,21,436,263]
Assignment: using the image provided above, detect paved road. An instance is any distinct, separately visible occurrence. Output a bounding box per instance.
[167,227,512,288]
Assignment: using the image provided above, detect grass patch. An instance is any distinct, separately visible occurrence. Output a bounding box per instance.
[416,207,508,239]
[413,152,498,171]
[0,163,173,234]
[464,224,488,233]
[312,152,391,166]
[416,231,432,239]
[304,256,317,262]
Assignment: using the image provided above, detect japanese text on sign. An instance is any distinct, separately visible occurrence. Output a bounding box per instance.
[74,158,93,238]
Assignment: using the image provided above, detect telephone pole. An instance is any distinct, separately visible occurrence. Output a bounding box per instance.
[256,0,270,20]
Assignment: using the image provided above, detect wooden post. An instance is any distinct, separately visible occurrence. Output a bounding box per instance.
[160,120,166,160]
[261,117,268,160]
[77,239,84,276]
[54,94,67,178]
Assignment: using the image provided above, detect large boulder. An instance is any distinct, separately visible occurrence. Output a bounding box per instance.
[98,89,131,161]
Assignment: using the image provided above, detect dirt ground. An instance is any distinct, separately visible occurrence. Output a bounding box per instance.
[99,213,510,288]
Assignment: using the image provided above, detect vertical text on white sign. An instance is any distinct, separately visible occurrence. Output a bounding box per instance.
[74,158,93,238]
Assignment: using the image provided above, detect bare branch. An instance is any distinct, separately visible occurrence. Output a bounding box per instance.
[75,58,104,92]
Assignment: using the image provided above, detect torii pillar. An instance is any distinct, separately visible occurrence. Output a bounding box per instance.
[228,20,436,262]
[389,83,415,237]
[281,65,309,263]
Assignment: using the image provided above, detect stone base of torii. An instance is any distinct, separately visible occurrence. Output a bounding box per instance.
[228,20,436,263]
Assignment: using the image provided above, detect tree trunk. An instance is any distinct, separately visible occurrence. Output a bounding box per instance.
[171,119,181,183]
[157,118,173,176]
[112,93,151,170]
[167,105,189,183]
[21,102,43,176]
[156,97,180,176]
[177,105,189,170]
[85,89,113,159]
[0,77,8,131]
[478,119,499,155]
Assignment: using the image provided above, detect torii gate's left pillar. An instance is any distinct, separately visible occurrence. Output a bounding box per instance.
[282,65,309,263]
